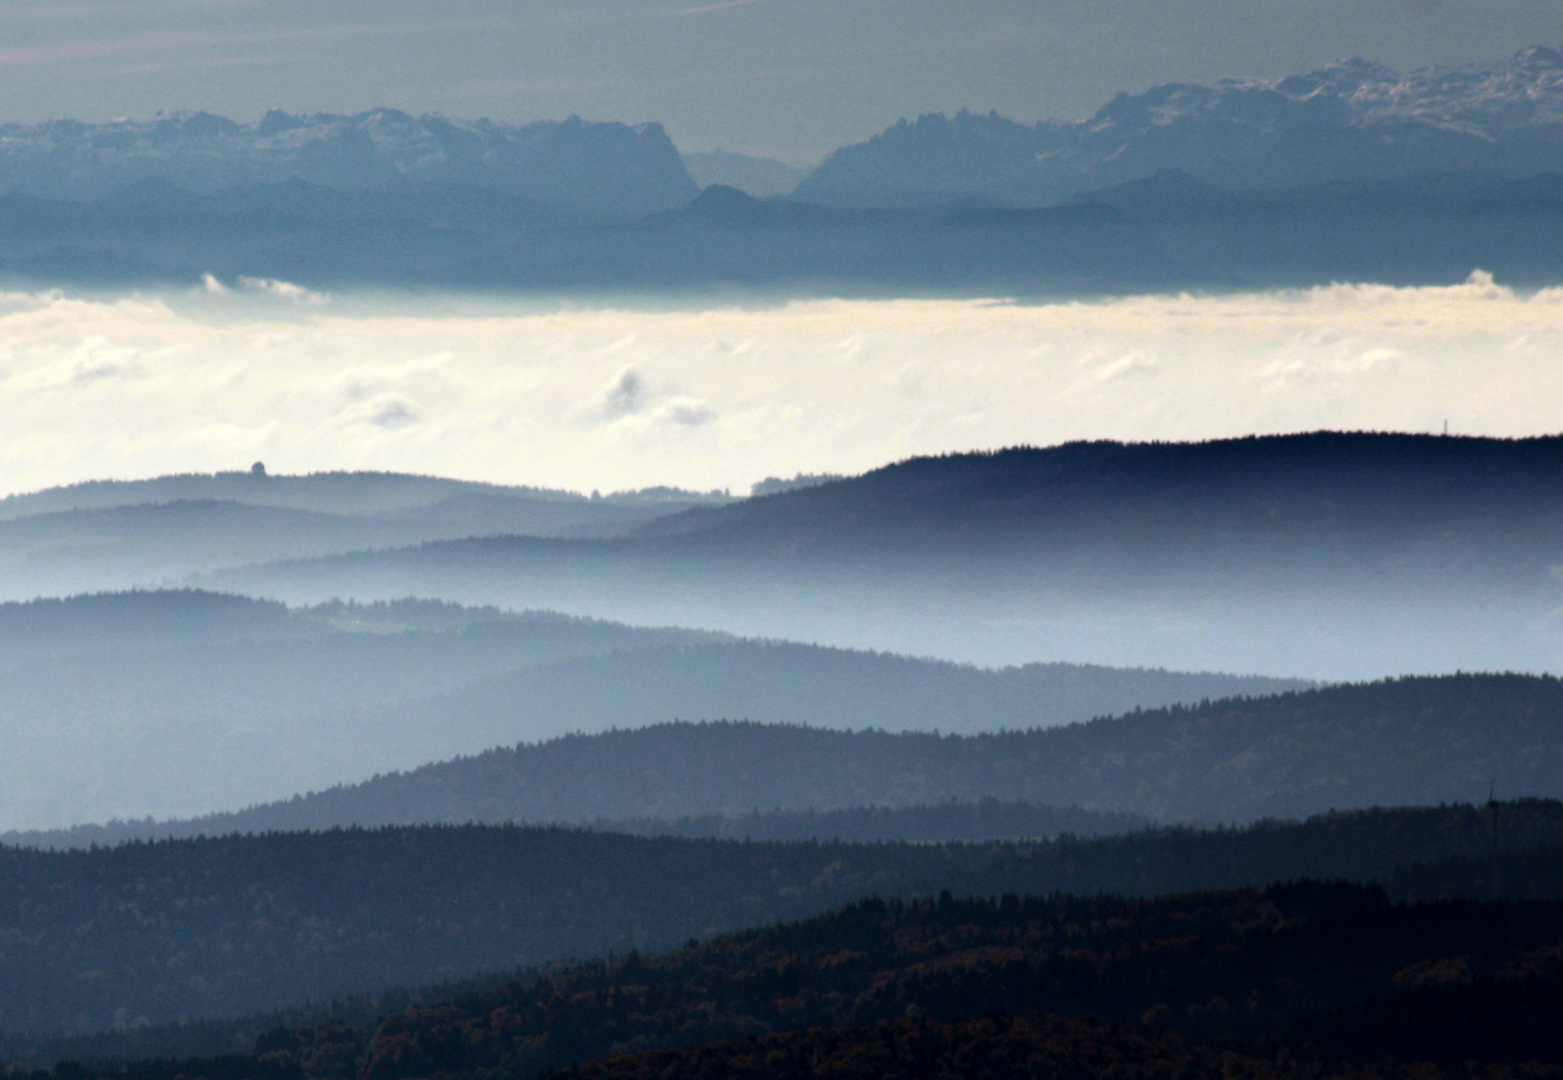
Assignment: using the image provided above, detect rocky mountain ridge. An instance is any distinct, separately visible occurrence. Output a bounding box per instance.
[0,109,696,216]
[797,46,1563,207]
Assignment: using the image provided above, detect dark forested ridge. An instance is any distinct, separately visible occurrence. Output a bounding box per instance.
[69,673,1563,835]
[2,801,1563,1037]
[540,1014,1532,1080]
[14,881,1563,1078]
[354,886,1563,1077]
[208,433,1563,677]
[633,432,1563,561]
[12,800,1151,852]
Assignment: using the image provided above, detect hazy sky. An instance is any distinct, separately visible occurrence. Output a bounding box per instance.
[2,274,1560,498]
[0,0,1556,162]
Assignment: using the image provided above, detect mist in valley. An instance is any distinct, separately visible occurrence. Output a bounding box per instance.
[1,30,1563,1072]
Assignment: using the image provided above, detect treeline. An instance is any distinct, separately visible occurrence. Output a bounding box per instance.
[13,799,1150,852]
[591,799,1151,842]
[131,674,1563,833]
[1,801,1562,1038]
[12,883,1563,1079]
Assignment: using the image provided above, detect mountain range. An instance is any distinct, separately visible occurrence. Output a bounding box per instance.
[0,50,1558,289]
[0,111,695,217]
[5,48,1560,217]
[798,46,1563,208]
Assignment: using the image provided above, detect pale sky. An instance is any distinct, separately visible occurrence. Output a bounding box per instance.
[0,0,1556,162]
[3,273,1561,498]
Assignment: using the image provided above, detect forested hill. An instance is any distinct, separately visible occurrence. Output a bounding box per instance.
[258,886,1563,1079]
[208,433,1563,677]
[1,801,1562,1037]
[13,800,1152,851]
[15,865,1563,1074]
[221,433,1563,567]
[72,673,1563,834]
[0,591,1305,835]
[634,432,1563,558]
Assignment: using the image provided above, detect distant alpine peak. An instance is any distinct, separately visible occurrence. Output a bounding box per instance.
[797,45,1563,208]
[1333,47,1563,135]
[1299,48,1560,130]
[0,109,696,215]
[0,108,682,168]
[1092,46,1563,137]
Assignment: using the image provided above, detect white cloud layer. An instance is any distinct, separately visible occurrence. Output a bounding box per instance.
[1,273,1562,497]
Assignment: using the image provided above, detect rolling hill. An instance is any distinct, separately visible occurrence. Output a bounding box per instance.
[0,471,726,600]
[18,672,1560,839]
[0,589,1301,831]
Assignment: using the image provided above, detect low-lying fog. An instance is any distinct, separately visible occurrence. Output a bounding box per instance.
[1,272,1560,496]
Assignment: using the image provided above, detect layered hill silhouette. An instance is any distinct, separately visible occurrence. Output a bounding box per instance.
[0,801,1560,1037]
[20,672,1563,844]
[0,470,725,600]
[208,433,1563,677]
[0,590,1299,831]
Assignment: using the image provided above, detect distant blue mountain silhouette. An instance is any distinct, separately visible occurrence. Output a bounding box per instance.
[0,110,696,217]
[797,47,1563,207]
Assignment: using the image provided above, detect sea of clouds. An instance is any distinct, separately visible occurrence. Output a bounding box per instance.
[1,271,1560,496]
